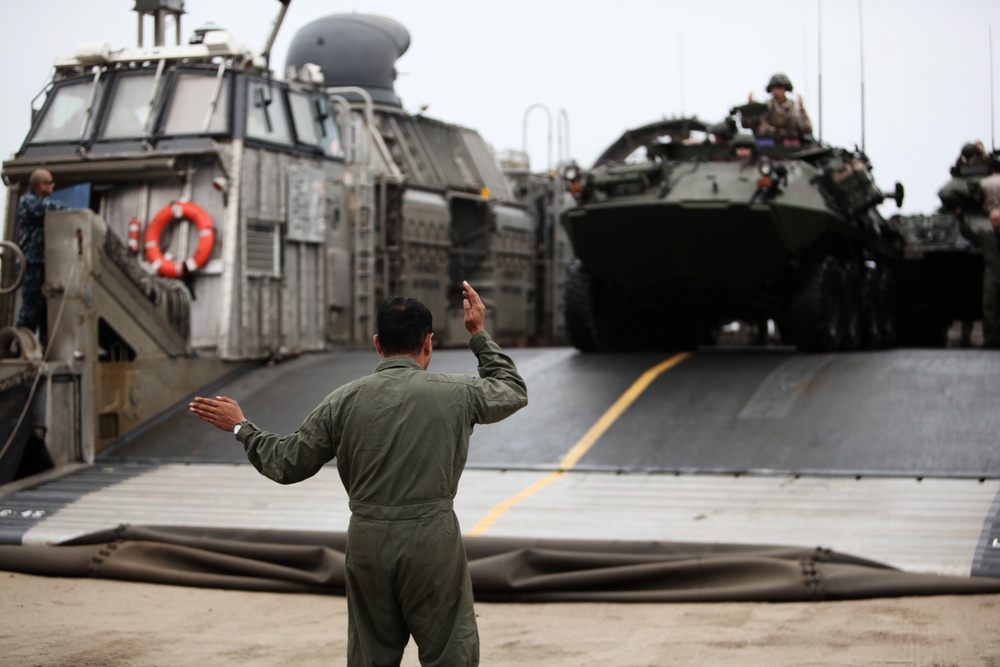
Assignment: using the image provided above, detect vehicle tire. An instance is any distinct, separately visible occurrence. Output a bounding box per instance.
[858,262,883,349]
[874,266,897,348]
[788,254,844,352]
[839,259,862,350]
[565,261,625,352]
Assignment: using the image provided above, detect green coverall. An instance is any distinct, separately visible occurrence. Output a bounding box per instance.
[237,332,528,666]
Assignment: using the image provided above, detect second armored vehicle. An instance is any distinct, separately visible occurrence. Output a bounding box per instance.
[561,111,905,352]
[892,144,996,346]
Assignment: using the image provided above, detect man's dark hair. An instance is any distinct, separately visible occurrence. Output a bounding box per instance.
[376,296,433,355]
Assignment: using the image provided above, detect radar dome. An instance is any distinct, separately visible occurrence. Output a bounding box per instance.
[285,14,410,107]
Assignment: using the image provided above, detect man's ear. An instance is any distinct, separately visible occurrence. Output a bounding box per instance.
[424,332,434,354]
[373,334,384,357]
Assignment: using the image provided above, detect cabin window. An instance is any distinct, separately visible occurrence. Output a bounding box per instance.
[101,75,158,139]
[288,91,344,158]
[161,71,229,134]
[29,79,105,143]
[245,80,292,145]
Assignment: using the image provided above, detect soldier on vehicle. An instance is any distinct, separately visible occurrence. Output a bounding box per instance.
[15,169,69,343]
[960,157,1000,347]
[708,118,736,144]
[729,133,758,161]
[742,73,813,145]
[941,142,992,213]
[704,119,737,161]
[953,141,989,175]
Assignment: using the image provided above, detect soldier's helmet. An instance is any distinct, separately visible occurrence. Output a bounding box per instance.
[708,118,736,141]
[766,73,793,92]
[729,133,758,158]
[961,143,979,160]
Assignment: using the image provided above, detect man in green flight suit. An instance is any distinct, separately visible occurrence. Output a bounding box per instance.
[189,281,528,665]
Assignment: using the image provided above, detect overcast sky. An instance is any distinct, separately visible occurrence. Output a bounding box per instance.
[3,0,999,224]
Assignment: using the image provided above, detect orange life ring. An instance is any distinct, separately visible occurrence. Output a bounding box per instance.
[144,202,216,279]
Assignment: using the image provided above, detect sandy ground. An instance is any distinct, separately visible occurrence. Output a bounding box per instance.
[1,573,999,666]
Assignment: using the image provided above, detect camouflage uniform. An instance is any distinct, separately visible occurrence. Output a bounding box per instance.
[236,331,528,666]
[960,172,1000,346]
[940,147,993,210]
[981,172,1000,214]
[743,98,813,140]
[16,190,68,335]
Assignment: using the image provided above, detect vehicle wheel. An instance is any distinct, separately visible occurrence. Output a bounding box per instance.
[895,310,947,347]
[565,261,625,352]
[788,254,844,352]
[873,266,897,348]
[859,263,882,349]
[839,259,862,350]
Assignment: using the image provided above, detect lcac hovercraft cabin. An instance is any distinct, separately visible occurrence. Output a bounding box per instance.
[0,0,574,486]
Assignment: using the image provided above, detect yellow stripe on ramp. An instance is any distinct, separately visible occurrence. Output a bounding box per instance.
[468,351,691,536]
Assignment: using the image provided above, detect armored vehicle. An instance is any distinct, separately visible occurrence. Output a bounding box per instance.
[892,213,983,347]
[0,1,570,485]
[561,110,905,352]
[892,147,997,346]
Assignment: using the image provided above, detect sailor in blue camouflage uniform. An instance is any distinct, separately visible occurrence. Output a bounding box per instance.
[16,169,68,340]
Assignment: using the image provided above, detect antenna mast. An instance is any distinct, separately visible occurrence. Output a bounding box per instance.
[817,0,823,143]
[678,33,685,117]
[991,26,996,152]
[858,0,866,151]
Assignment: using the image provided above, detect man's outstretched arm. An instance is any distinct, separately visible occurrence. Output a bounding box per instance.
[462,280,528,423]
[189,395,335,484]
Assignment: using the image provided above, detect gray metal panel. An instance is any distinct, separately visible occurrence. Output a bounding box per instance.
[409,117,475,191]
[283,241,324,353]
[482,204,535,340]
[286,165,329,244]
[378,113,506,196]
[459,127,516,202]
[398,189,450,324]
[247,148,285,224]
[236,148,350,355]
[326,245,352,343]
[376,113,442,188]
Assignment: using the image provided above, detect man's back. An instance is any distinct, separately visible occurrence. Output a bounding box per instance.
[190,283,526,665]
[333,334,525,511]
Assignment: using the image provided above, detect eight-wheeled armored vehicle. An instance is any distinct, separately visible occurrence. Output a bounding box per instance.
[892,146,998,346]
[561,110,905,352]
